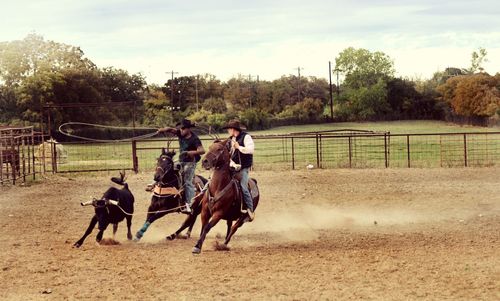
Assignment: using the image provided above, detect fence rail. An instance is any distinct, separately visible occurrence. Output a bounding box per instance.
[38,131,500,174]
[0,127,43,185]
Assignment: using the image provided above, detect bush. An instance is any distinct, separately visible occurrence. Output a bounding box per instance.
[239,109,270,130]
[276,98,325,123]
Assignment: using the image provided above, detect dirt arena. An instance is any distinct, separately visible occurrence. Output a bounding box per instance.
[1,168,499,300]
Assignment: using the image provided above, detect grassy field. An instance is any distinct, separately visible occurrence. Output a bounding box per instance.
[49,120,500,173]
[253,120,499,135]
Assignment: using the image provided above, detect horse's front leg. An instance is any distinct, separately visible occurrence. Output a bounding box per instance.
[192,212,223,254]
[135,211,168,241]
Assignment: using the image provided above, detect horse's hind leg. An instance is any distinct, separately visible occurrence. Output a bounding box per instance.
[223,217,245,246]
[74,215,98,248]
[225,220,233,241]
[167,213,197,241]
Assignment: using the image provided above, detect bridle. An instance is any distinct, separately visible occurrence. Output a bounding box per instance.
[204,142,229,169]
[156,155,176,185]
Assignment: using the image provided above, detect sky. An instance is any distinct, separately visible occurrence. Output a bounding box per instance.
[1,0,500,84]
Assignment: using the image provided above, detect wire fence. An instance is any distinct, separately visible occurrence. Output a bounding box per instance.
[0,127,44,185]
[37,131,500,175]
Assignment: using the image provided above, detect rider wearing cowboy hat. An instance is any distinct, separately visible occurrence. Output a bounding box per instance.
[155,119,205,213]
[222,119,255,222]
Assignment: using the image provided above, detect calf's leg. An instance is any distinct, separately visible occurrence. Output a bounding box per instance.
[74,215,98,248]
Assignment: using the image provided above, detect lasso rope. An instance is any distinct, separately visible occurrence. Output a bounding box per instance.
[114,203,186,216]
[58,122,161,142]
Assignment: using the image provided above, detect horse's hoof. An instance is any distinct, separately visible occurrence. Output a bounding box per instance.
[192,247,201,254]
[73,242,81,248]
[133,236,141,242]
[166,234,176,241]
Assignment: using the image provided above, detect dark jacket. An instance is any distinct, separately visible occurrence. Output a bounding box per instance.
[231,132,253,169]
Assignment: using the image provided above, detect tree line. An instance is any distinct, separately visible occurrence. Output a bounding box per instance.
[1,34,498,136]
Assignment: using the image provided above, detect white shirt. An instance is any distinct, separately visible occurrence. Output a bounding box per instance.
[232,134,254,155]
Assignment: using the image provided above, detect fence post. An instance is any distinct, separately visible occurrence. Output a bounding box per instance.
[348,136,352,168]
[315,134,320,168]
[0,144,3,184]
[132,140,139,173]
[291,137,295,170]
[52,142,58,173]
[463,134,468,167]
[384,133,388,168]
[407,135,411,168]
[11,141,16,185]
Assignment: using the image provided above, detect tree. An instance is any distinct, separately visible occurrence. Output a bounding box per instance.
[202,97,227,113]
[469,48,488,74]
[335,47,394,89]
[437,73,500,117]
[0,33,95,86]
[335,79,389,121]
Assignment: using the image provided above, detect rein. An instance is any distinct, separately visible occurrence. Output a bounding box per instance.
[206,179,237,211]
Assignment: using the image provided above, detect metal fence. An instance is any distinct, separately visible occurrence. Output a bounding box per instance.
[0,127,43,185]
[43,131,500,174]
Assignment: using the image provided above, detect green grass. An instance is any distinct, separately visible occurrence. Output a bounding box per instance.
[253,120,499,135]
[50,120,500,173]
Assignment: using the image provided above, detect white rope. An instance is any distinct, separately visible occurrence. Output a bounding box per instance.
[58,122,161,142]
[112,202,186,216]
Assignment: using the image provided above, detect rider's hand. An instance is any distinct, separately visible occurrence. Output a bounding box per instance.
[232,140,240,149]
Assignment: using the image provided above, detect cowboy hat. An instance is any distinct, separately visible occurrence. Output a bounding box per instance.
[175,119,196,129]
[222,119,246,131]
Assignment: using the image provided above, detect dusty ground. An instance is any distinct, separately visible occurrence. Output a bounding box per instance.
[0,168,499,300]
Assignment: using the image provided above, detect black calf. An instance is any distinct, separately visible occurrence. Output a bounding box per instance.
[74,172,134,248]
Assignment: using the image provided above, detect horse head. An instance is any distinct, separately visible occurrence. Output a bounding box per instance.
[154,148,177,183]
[201,139,231,170]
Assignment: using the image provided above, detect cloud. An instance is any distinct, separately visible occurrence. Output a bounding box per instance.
[1,0,499,83]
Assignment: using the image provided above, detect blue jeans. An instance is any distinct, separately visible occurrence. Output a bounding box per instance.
[181,162,196,205]
[238,167,253,212]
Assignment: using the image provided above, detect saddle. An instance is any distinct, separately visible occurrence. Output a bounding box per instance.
[206,176,257,213]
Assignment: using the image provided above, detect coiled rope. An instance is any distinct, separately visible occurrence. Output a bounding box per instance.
[58,122,160,142]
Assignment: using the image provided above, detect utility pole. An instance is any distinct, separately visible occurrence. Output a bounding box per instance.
[335,68,340,100]
[295,67,303,102]
[166,70,178,110]
[329,61,334,120]
[195,74,199,111]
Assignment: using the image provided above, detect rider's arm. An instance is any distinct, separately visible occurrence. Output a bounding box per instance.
[187,145,205,157]
[237,135,254,154]
[157,127,178,135]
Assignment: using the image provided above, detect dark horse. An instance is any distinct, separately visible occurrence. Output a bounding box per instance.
[181,139,259,254]
[134,149,207,241]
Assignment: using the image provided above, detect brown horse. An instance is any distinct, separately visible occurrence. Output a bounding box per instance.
[191,139,259,254]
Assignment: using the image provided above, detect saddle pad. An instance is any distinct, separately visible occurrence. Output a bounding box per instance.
[153,186,180,196]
